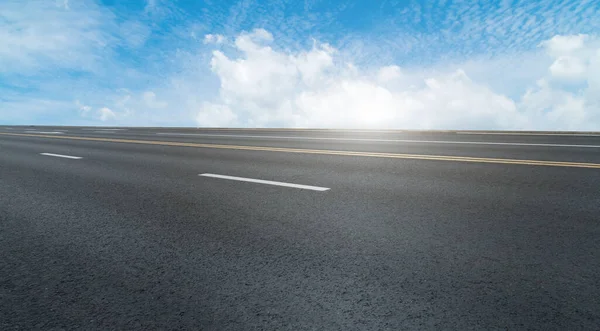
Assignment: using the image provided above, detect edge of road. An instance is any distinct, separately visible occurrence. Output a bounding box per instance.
[2,126,600,135]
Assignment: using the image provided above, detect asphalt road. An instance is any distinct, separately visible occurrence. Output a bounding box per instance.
[1,126,600,330]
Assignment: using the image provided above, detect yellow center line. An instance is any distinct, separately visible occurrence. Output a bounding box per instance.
[2,132,600,169]
[457,131,600,137]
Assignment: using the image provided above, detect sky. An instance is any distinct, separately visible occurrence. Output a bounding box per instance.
[1,0,600,129]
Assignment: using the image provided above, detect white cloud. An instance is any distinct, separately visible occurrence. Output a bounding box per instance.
[98,107,116,121]
[72,88,194,126]
[541,35,588,57]
[196,103,238,127]
[204,34,225,44]
[234,29,274,52]
[588,50,600,96]
[377,66,403,83]
[193,30,600,130]
[76,100,92,115]
[2,0,599,130]
[0,0,114,73]
[549,56,587,81]
[538,34,599,84]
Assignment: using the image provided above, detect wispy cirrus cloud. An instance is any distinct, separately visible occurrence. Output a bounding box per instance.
[1,0,599,129]
[334,0,600,66]
[0,0,115,74]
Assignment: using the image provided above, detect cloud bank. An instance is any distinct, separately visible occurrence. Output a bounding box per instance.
[195,30,600,130]
[1,0,599,130]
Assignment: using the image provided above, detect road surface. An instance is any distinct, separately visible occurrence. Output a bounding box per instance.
[1,126,599,330]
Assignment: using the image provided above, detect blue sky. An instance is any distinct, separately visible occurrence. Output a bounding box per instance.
[1,0,600,129]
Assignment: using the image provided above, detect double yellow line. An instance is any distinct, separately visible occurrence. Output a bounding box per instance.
[2,132,600,169]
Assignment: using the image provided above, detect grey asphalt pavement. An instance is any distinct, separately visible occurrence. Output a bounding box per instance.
[1,127,600,330]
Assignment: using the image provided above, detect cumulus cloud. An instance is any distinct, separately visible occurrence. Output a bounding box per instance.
[540,34,600,85]
[549,56,587,81]
[2,0,599,130]
[541,35,588,57]
[98,107,116,121]
[377,66,403,83]
[77,103,119,122]
[200,29,519,129]
[197,29,599,130]
[3,0,600,129]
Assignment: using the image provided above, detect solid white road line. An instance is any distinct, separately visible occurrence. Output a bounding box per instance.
[84,128,127,131]
[199,173,330,191]
[26,131,64,134]
[40,153,82,160]
[456,131,600,137]
[157,133,600,148]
